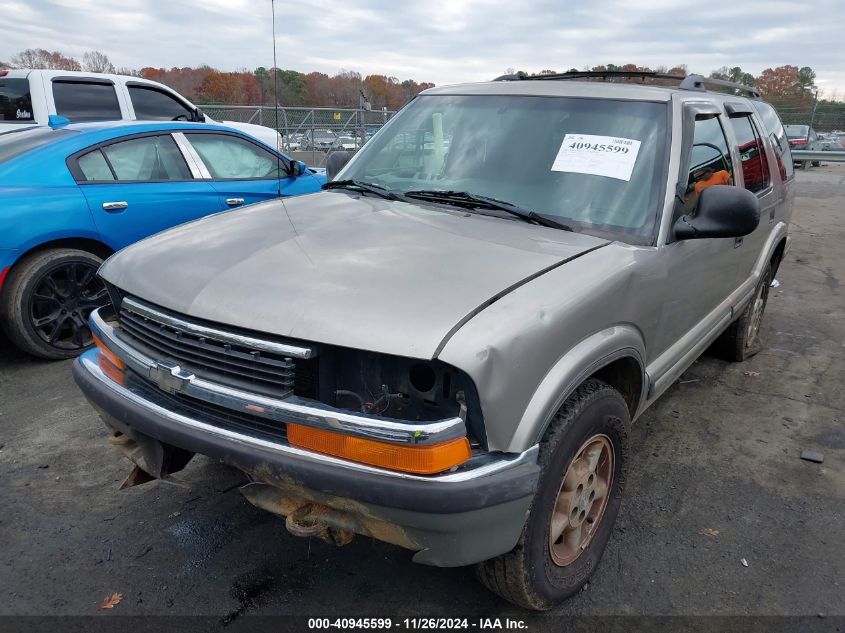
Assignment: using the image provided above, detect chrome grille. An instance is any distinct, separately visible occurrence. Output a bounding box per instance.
[117,298,312,399]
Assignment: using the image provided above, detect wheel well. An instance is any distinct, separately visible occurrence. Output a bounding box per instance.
[770,237,787,276]
[19,238,114,263]
[589,356,643,417]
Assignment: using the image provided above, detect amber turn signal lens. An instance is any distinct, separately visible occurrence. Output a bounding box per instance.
[287,424,472,475]
[93,334,126,371]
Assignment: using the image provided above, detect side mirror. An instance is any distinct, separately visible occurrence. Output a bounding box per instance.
[289,160,307,177]
[673,185,760,240]
[326,151,353,181]
[192,108,206,123]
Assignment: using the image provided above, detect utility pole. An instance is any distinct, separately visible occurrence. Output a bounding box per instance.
[809,90,819,129]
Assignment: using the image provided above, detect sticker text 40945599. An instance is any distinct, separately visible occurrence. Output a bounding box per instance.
[551,134,642,181]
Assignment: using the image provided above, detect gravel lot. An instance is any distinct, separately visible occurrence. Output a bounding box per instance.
[1,165,843,623]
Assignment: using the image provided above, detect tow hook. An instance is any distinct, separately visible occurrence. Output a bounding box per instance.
[285,504,355,546]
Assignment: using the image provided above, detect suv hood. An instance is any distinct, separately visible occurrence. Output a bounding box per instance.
[100,193,608,359]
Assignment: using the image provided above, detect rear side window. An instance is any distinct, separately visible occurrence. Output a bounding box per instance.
[752,101,794,181]
[78,135,191,181]
[53,81,121,122]
[0,78,34,123]
[129,85,194,121]
[0,128,72,164]
[730,115,770,194]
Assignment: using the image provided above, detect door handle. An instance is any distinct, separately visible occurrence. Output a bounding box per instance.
[102,201,128,212]
[226,198,244,207]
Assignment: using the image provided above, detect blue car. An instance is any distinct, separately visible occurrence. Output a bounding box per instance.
[0,120,326,359]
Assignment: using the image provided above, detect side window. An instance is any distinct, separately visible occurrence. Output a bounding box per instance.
[751,101,793,181]
[0,78,34,123]
[186,133,282,179]
[729,115,770,194]
[82,135,192,181]
[129,85,194,121]
[53,81,121,122]
[77,150,115,181]
[684,116,734,209]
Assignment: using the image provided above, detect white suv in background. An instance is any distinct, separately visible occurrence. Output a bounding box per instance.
[0,69,281,149]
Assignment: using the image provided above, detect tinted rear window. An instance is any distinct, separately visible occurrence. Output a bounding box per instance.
[53,81,121,122]
[0,128,72,164]
[0,78,34,123]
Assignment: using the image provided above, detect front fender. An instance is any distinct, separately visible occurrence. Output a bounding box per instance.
[506,327,646,453]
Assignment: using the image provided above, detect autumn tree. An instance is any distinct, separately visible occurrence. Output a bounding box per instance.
[82,50,114,73]
[11,48,80,70]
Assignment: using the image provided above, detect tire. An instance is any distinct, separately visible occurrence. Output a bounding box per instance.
[476,379,630,610]
[812,161,821,167]
[1,248,108,359]
[716,262,773,362]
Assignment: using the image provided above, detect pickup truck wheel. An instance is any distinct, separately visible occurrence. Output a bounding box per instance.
[475,379,630,610]
[1,248,107,359]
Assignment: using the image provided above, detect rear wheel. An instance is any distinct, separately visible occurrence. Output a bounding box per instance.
[716,262,772,362]
[1,249,108,359]
[475,379,630,610]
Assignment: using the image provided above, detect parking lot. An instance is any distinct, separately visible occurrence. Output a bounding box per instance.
[0,165,843,621]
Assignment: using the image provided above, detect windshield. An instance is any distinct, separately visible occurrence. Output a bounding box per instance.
[784,125,808,139]
[0,128,72,165]
[339,94,668,244]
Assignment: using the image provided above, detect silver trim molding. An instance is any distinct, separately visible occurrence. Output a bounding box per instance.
[122,297,316,359]
[90,307,466,445]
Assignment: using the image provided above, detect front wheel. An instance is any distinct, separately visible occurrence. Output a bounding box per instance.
[476,379,630,610]
[1,248,108,359]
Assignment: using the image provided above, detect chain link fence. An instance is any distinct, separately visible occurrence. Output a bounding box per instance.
[198,105,397,166]
[772,100,845,149]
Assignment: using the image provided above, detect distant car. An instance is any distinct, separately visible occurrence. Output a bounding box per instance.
[785,124,824,168]
[0,120,325,359]
[303,129,338,151]
[337,135,358,150]
[0,68,283,150]
[816,133,837,151]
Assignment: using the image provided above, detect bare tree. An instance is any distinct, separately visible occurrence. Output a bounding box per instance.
[82,50,115,74]
[11,48,81,70]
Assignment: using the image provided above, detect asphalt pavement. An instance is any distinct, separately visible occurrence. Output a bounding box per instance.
[0,165,843,624]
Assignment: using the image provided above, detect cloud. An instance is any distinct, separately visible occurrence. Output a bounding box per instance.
[0,0,843,95]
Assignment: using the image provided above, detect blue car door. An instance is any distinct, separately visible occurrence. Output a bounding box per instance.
[73,133,222,250]
[182,131,317,209]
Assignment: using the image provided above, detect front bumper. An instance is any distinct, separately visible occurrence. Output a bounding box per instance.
[73,349,540,566]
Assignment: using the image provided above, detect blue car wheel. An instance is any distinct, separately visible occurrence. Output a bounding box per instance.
[1,248,109,359]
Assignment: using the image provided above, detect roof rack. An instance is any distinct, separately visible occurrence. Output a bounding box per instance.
[492,71,761,99]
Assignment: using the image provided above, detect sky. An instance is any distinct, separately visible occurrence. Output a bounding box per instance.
[2,0,844,96]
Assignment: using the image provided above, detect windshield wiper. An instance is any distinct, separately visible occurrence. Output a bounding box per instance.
[403,190,572,231]
[323,180,401,201]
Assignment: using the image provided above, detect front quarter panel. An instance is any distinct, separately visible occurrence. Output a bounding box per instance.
[438,244,656,453]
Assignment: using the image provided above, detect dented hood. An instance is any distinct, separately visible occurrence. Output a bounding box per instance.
[100,192,608,359]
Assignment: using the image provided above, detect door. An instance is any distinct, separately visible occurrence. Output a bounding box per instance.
[182,132,299,208]
[726,113,776,285]
[652,113,746,356]
[74,133,222,249]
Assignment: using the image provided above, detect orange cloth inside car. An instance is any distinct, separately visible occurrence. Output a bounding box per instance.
[694,169,731,194]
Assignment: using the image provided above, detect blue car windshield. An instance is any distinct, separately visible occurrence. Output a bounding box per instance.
[339,94,668,244]
[0,128,73,165]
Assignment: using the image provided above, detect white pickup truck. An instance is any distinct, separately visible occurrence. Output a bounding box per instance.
[0,68,281,149]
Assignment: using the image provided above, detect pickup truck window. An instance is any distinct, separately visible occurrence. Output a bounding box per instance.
[730,115,770,194]
[53,80,121,122]
[93,135,192,181]
[129,85,194,121]
[341,95,668,245]
[0,78,34,123]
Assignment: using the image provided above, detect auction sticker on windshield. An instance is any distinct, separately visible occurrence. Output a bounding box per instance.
[551,134,641,181]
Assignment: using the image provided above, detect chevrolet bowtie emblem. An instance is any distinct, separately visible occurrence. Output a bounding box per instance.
[149,360,194,394]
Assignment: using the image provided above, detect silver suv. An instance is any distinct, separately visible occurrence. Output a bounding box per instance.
[74,72,794,610]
